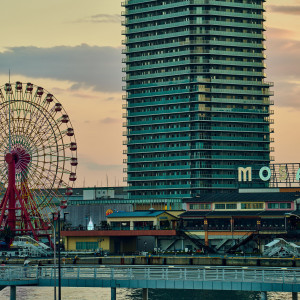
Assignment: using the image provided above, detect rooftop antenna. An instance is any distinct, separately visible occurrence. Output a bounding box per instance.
[8,70,11,153]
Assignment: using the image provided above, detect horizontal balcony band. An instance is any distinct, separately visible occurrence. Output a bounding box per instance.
[123,40,265,54]
[122,50,265,63]
[125,97,273,108]
[125,136,273,145]
[124,71,266,83]
[122,0,263,11]
[123,20,265,35]
[123,11,264,26]
[127,146,273,154]
[122,20,266,35]
[127,155,271,163]
[127,183,238,190]
[125,126,272,136]
[123,31,264,45]
[125,108,272,118]
[127,164,263,172]
[124,61,265,72]
[124,117,273,126]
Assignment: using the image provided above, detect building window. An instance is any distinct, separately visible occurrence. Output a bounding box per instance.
[226,204,237,209]
[280,203,291,209]
[190,203,211,210]
[76,242,98,250]
[241,203,264,210]
[268,203,291,209]
[268,203,279,209]
[215,204,225,209]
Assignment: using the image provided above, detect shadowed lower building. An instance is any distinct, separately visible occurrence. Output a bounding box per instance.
[122,0,274,203]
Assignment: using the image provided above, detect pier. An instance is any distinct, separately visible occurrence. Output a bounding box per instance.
[0,265,299,299]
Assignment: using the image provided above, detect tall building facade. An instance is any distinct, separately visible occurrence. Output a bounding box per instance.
[122,0,274,200]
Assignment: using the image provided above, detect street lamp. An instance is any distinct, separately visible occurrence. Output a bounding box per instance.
[52,211,62,300]
[51,213,57,300]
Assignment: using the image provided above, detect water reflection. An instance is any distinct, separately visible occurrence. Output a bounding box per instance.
[0,287,295,299]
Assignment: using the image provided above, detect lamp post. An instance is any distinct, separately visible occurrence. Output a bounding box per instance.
[52,213,57,300]
[52,211,62,300]
[58,211,61,300]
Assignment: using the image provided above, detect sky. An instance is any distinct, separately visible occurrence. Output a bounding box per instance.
[0,0,299,188]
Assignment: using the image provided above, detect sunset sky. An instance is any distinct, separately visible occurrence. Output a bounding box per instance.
[0,0,299,187]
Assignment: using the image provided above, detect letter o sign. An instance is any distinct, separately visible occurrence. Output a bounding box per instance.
[259,167,271,181]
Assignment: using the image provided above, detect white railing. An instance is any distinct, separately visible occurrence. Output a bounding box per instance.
[0,266,300,285]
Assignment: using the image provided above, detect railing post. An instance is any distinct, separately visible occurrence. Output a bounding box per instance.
[262,270,264,282]
[222,269,225,280]
[142,288,148,300]
[10,286,16,300]
[184,268,187,280]
[203,269,206,280]
[111,268,114,280]
[94,267,97,279]
[260,291,267,300]
[77,267,80,279]
[111,287,116,300]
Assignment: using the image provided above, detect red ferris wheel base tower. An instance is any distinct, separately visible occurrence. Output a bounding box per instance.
[0,153,50,245]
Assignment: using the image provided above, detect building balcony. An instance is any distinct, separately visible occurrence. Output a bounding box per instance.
[128,165,191,172]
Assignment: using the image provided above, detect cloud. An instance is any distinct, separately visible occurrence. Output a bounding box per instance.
[75,14,122,23]
[265,28,294,40]
[265,29,300,109]
[80,156,122,171]
[99,117,120,124]
[0,44,123,92]
[268,5,300,15]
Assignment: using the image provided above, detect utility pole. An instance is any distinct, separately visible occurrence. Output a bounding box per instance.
[58,211,61,300]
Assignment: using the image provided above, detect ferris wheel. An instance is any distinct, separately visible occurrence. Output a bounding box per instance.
[0,81,78,242]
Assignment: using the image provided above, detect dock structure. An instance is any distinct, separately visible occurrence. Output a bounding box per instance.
[0,265,299,299]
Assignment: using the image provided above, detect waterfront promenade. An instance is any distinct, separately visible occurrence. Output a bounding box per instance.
[0,265,299,300]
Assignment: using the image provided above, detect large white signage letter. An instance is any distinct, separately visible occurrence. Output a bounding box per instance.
[238,167,252,182]
[259,166,271,181]
[279,165,288,181]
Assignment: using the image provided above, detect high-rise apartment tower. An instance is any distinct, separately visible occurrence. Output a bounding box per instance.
[122,0,274,200]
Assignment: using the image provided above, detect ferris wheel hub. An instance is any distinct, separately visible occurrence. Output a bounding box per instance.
[5,153,13,164]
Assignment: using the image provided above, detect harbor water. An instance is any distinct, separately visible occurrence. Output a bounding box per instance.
[0,287,297,300]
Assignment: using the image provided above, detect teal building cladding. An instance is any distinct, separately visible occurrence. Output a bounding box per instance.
[122,0,274,200]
